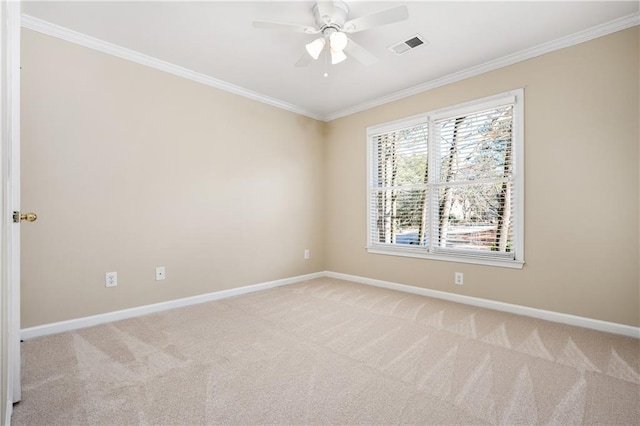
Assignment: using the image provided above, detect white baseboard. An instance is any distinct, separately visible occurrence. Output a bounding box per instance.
[21,270,639,341]
[324,271,640,339]
[20,272,324,340]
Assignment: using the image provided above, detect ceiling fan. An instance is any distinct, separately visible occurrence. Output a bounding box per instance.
[253,1,409,68]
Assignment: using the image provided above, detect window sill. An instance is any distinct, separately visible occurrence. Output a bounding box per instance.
[366,246,525,269]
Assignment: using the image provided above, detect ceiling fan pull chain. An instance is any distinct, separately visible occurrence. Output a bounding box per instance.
[323,48,329,77]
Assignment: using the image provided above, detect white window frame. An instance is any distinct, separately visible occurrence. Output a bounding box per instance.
[366,89,525,269]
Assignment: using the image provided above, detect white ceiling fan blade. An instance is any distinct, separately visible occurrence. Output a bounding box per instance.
[295,52,314,67]
[316,1,335,25]
[342,5,409,33]
[252,21,319,34]
[343,38,377,66]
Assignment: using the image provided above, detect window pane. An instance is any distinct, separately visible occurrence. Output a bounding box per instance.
[438,106,513,182]
[374,125,428,188]
[370,188,429,246]
[437,182,513,252]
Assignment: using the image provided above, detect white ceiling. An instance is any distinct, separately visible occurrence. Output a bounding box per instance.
[22,1,639,121]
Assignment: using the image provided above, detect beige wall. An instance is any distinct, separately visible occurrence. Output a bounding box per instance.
[21,26,639,329]
[325,27,640,327]
[21,29,326,328]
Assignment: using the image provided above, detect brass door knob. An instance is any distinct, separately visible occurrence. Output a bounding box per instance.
[20,212,37,222]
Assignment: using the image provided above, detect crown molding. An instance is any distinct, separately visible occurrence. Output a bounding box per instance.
[22,12,639,123]
[20,14,323,121]
[324,12,640,122]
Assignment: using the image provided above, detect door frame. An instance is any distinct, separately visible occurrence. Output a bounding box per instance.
[1,0,22,422]
[8,0,21,405]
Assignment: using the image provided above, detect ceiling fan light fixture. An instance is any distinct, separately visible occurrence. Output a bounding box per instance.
[329,31,348,51]
[305,37,326,60]
[254,0,406,69]
[331,48,347,64]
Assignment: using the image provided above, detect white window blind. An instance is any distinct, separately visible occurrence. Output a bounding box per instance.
[370,123,429,246]
[367,90,524,268]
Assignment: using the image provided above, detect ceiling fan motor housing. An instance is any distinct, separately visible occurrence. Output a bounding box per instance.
[313,0,349,29]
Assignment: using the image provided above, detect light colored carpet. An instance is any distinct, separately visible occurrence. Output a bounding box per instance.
[12,277,640,425]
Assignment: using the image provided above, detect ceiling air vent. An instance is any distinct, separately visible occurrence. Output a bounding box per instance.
[389,34,427,56]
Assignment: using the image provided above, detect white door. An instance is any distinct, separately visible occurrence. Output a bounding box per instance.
[8,0,22,405]
[2,0,23,413]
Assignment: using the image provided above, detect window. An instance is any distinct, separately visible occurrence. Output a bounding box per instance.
[367,90,524,268]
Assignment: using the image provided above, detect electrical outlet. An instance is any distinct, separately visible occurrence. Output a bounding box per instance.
[155,266,166,281]
[105,272,117,288]
[304,249,310,260]
[455,272,464,285]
